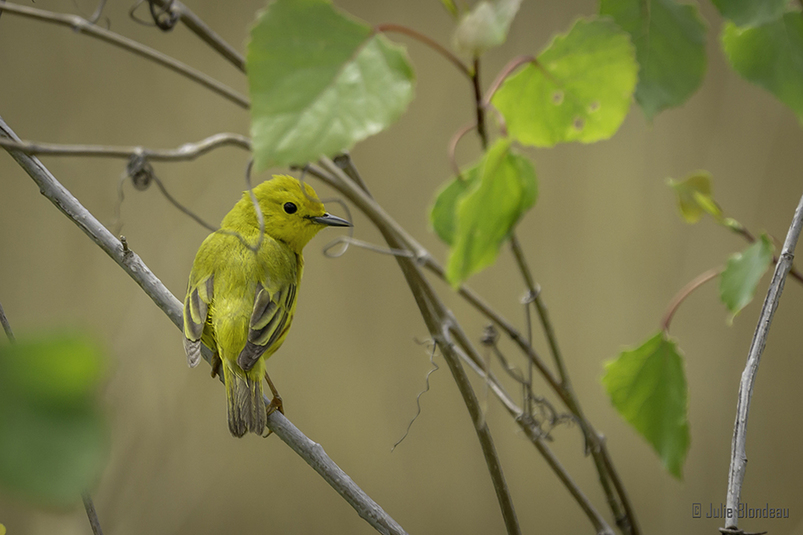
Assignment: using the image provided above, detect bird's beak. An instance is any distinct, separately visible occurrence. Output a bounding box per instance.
[311,213,352,227]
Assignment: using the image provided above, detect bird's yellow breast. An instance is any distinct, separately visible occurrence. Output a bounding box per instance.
[195,229,302,364]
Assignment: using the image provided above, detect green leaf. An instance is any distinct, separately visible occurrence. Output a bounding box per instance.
[667,171,723,223]
[445,139,537,286]
[603,332,690,479]
[452,0,522,55]
[722,15,803,124]
[711,0,787,28]
[600,0,706,120]
[492,17,638,147]
[247,0,415,170]
[720,234,774,323]
[431,165,482,246]
[0,332,109,507]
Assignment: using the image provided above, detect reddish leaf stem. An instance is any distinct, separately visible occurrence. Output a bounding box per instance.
[375,23,471,77]
[661,267,723,332]
[482,55,536,107]
[448,122,477,178]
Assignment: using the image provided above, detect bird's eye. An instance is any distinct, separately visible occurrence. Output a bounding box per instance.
[283,202,297,214]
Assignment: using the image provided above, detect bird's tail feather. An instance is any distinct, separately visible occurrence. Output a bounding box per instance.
[222,358,266,437]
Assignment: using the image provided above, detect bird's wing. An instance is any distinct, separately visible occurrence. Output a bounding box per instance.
[183,273,214,368]
[237,281,296,372]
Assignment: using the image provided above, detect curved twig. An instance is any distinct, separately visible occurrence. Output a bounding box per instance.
[375,23,471,77]
[448,122,477,178]
[661,267,723,332]
[310,155,631,535]
[723,191,803,532]
[0,133,251,161]
[482,55,536,108]
[313,157,523,535]
[0,2,249,109]
[145,0,246,72]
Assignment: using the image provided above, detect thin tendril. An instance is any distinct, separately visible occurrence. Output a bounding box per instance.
[392,339,440,451]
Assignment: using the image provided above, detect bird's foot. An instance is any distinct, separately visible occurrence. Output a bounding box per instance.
[210,353,222,379]
[262,372,284,438]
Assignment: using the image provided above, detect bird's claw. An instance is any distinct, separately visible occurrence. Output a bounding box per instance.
[262,395,284,438]
[210,354,222,379]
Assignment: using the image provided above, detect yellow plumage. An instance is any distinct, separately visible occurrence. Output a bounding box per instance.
[182,175,350,437]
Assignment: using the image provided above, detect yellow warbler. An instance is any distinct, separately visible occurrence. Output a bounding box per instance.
[182,174,350,437]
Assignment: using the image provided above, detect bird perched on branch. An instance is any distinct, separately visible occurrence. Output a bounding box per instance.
[182,174,351,437]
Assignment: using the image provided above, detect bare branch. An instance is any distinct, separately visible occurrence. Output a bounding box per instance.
[0,116,407,535]
[322,235,416,259]
[508,232,638,535]
[0,2,249,109]
[723,190,803,532]
[321,153,636,533]
[146,0,246,72]
[312,157,522,535]
[472,57,488,150]
[0,301,15,343]
[81,492,104,535]
[310,155,632,535]
[266,406,409,535]
[451,327,614,535]
[0,133,251,161]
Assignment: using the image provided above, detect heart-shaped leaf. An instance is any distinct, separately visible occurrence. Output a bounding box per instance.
[247,0,415,169]
[603,331,690,479]
[601,0,706,120]
[491,17,638,147]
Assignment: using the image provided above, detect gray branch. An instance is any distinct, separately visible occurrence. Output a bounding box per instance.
[0,116,407,535]
[147,0,246,72]
[0,133,251,161]
[723,191,803,532]
[311,158,523,535]
[0,2,249,109]
[81,491,104,535]
[318,156,631,534]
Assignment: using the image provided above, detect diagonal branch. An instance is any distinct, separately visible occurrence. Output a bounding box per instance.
[0,2,249,109]
[146,0,246,72]
[723,190,803,533]
[508,233,637,534]
[312,157,522,535]
[81,491,104,535]
[328,154,636,535]
[0,116,407,535]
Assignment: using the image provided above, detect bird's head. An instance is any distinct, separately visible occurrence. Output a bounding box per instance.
[226,174,351,253]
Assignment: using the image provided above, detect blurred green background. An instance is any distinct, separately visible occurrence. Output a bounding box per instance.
[1,0,802,533]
